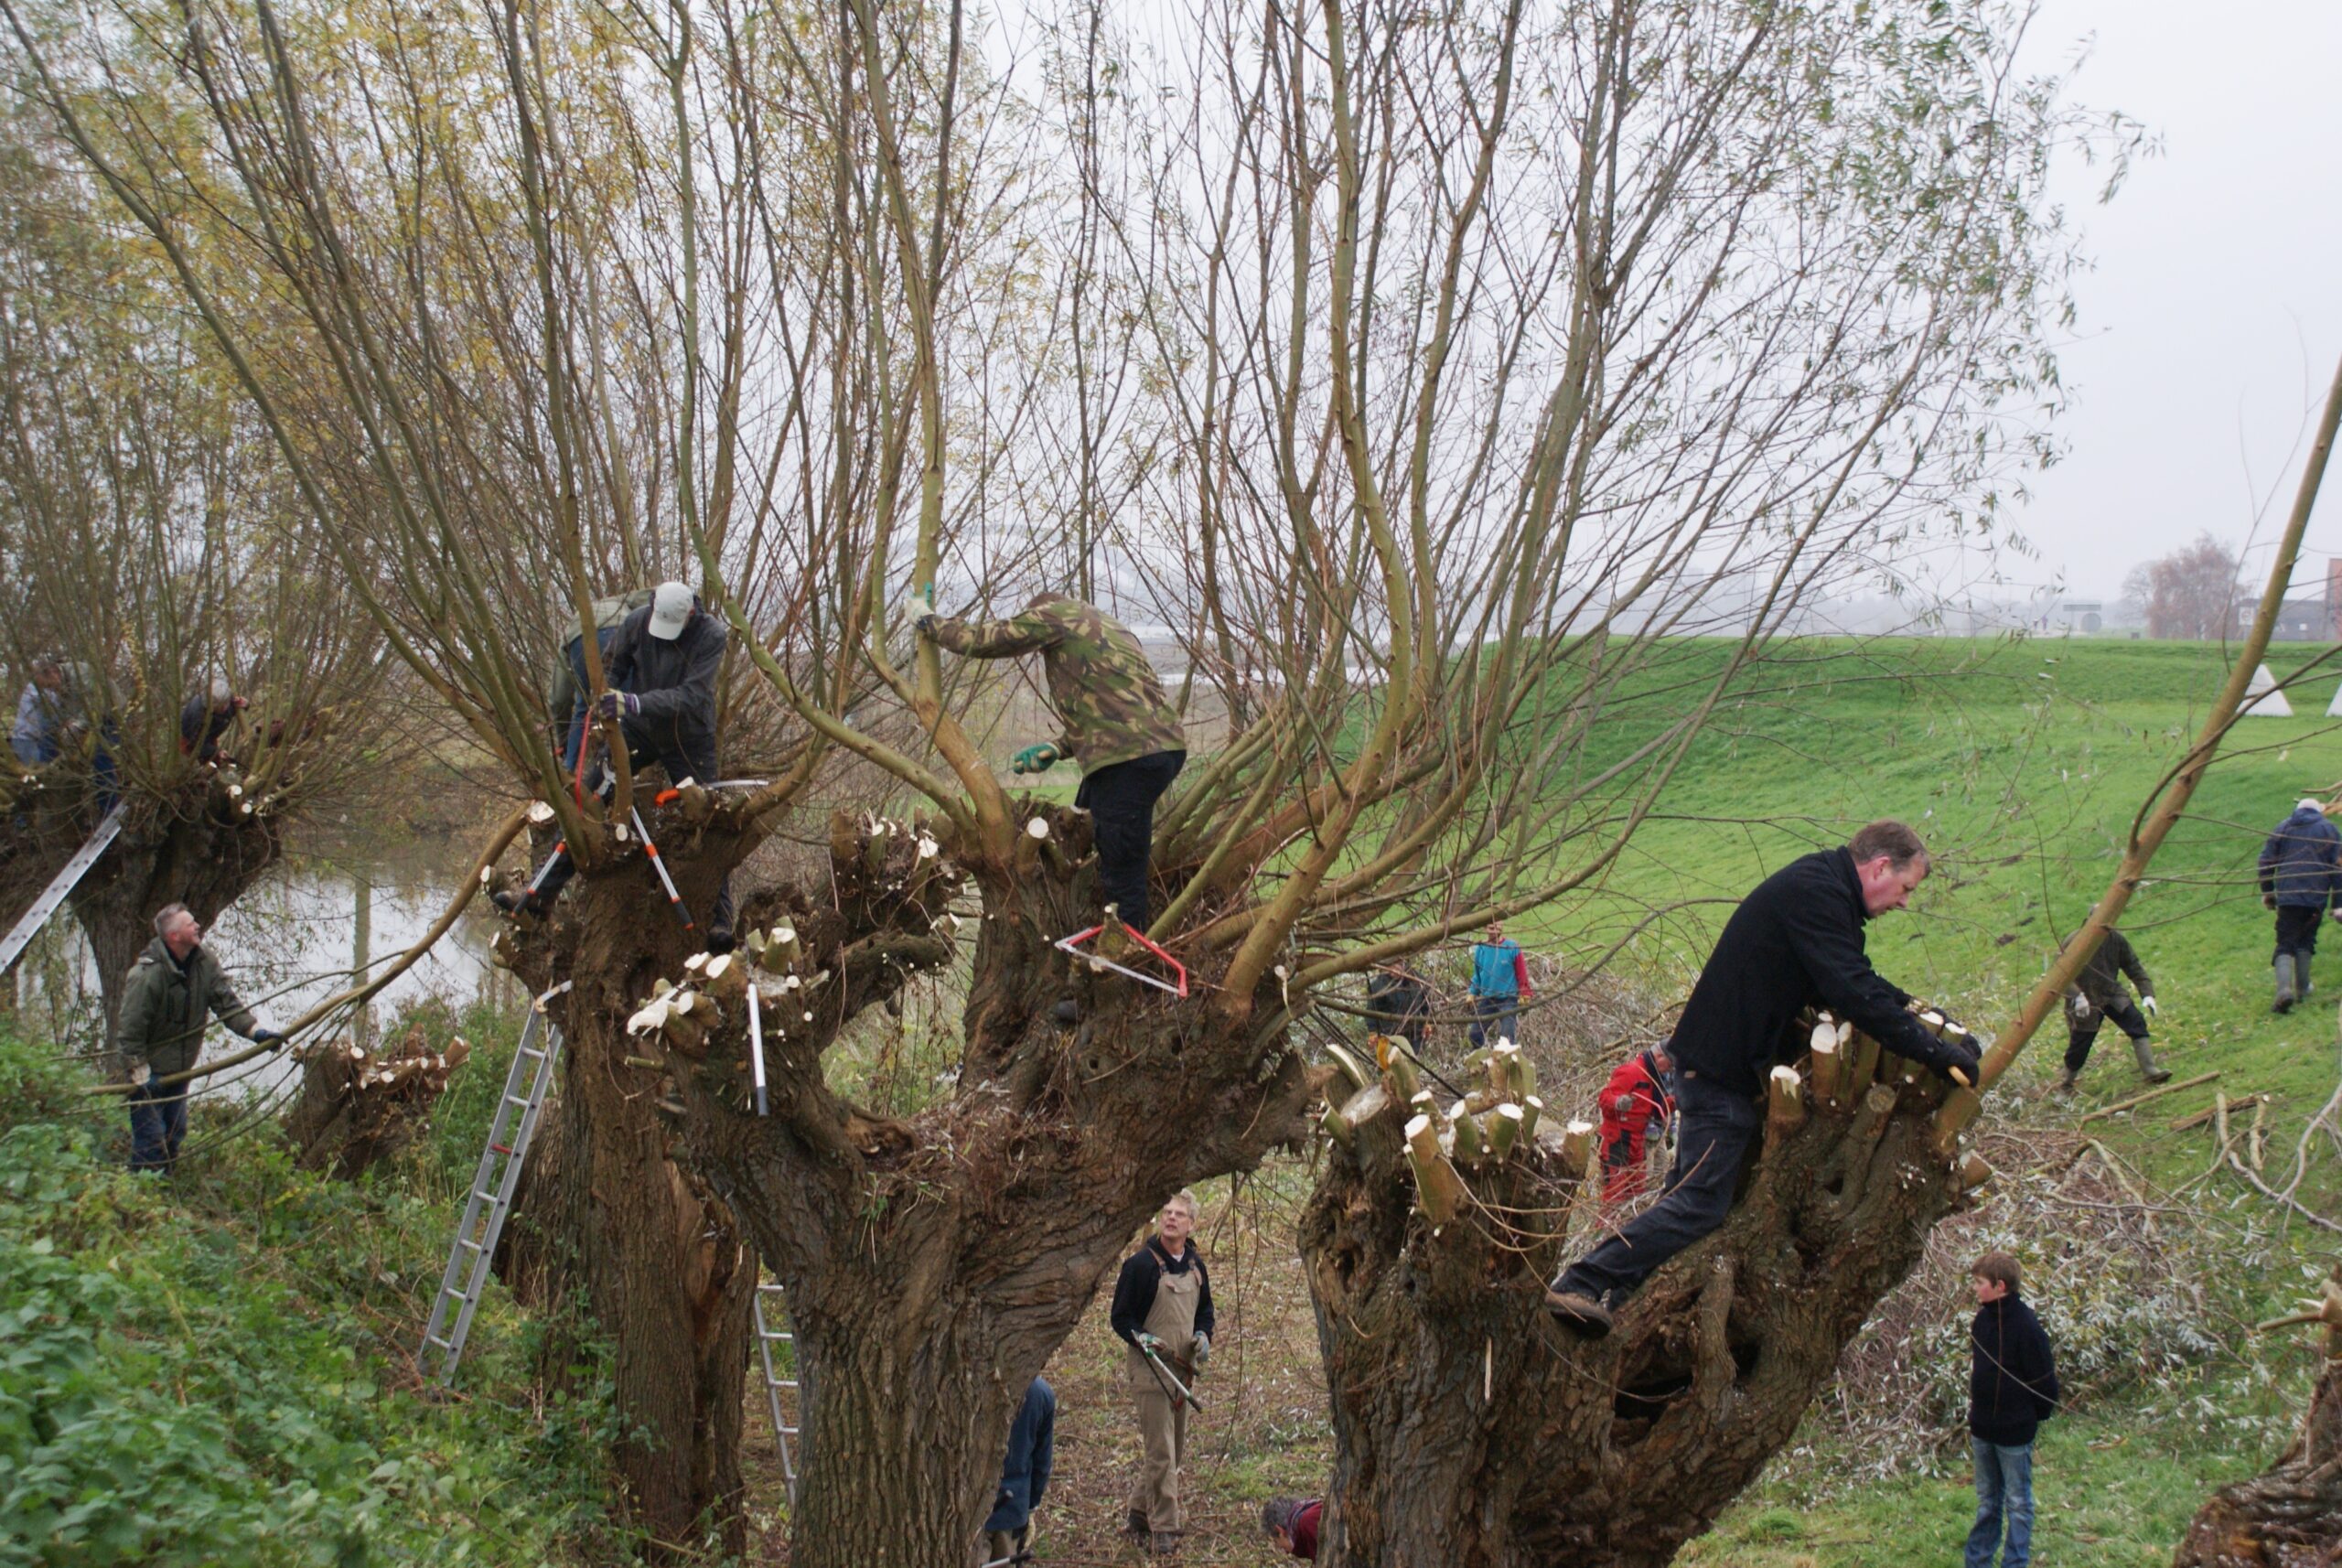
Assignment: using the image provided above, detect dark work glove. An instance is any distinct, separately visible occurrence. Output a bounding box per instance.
[593,691,639,722]
[1934,1040,1982,1087]
[252,1026,285,1048]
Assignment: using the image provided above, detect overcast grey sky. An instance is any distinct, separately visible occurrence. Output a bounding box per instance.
[2012,0,2342,603]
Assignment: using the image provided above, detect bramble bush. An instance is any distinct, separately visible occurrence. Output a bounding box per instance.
[0,1023,613,1566]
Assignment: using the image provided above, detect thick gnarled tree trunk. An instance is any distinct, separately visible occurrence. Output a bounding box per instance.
[284,1023,469,1179]
[47,782,284,1031]
[2174,1268,2342,1568]
[1301,1041,1967,1568]
[492,804,763,1556]
[661,807,1320,1568]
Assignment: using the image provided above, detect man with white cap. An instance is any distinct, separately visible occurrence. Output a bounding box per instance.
[178,676,249,765]
[2259,796,2342,1013]
[497,581,735,946]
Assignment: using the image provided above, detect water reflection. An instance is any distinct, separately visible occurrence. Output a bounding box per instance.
[13,851,499,1101]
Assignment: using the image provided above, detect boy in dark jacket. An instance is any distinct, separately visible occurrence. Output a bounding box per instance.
[1966,1250,2058,1568]
[2260,797,2342,1013]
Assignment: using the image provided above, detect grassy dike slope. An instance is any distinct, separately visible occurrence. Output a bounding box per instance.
[1519,635,2342,1566]
[0,1004,618,1567]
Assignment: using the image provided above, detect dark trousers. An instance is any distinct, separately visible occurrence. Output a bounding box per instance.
[536,725,733,935]
[2064,994,2148,1075]
[128,1079,190,1174]
[2275,904,2324,974]
[1076,749,1185,929]
[1552,1069,1759,1302]
[1468,993,1520,1048]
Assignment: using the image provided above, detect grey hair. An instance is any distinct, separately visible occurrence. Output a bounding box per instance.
[153,903,195,938]
[1262,1498,1306,1536]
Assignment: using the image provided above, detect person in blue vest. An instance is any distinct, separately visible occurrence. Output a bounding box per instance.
[983,1376,1054,1564]
[1466,921,1532,1047]
[2259,797,2342,1013]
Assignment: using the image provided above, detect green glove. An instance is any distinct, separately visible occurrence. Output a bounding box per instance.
[900,583,936,633]
[1010,742,1064,775]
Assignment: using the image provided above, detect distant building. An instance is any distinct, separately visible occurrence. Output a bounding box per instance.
[2042,599,2104,634]
[2242,598,2328,642]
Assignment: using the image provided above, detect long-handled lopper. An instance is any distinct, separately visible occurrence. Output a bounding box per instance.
[628,804,694,930]
[1137,1339,1203,1412]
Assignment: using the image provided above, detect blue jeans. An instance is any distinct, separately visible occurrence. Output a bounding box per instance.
[1552,1069,1759,1302]
[1467,994,1520,1048]
[1966,1437,2034,1568]
[128,1079,189,1175]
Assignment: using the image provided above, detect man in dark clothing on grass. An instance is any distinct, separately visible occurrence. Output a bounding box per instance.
[2260,797,2341,1013]
[1544,820,1981,1337]
[983,1376,1054,1564]
[114,903,285,1173]
[914,589,1186,931]
[2055,926,2166,1089]
[1966,1249,2058,1568]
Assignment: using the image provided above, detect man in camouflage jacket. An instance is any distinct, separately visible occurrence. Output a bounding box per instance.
[918,591,1186,929]
[2055,926,2167,1090]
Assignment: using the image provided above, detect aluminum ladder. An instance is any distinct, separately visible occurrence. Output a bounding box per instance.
[0,800,128,974]
[419,980,570,1384]
[753,1279,802,1498]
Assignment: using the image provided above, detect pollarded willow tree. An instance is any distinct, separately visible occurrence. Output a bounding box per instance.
[0,98,384,1026]
[0,0,2116,1562]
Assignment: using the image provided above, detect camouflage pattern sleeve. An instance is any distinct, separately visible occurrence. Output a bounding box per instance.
[930,595,1185,772]
[926,606,1064,659]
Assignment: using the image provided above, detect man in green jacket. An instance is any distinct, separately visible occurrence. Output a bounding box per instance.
[115,903,284,1174]
[914,590,1187,929]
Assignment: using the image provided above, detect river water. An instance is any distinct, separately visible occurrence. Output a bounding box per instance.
[14,848,501,1101]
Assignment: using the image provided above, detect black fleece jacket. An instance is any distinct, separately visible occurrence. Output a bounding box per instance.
[1969,1293,2060,1445]
[1670,847,1970,1098]
[1108,1238,1215,1348]
[604,601,725,760]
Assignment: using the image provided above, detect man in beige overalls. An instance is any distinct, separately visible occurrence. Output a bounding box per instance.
[1107,1190,1215,1556]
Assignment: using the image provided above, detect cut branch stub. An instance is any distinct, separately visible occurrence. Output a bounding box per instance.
[1304,1039,1966,1566]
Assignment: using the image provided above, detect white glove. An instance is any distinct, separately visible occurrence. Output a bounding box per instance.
[130,1062,151,1087]
[2141,994,2158,1017]
[899,584,936,630]
[2069,995,2091,1020]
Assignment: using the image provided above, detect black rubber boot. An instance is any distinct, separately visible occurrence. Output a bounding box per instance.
[2274,953,2298,1015]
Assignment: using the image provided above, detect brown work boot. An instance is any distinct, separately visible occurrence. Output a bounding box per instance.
[1148,1530,1183,1556]
[1543,1287,1614,1337]
[1123,1509,1149,1540]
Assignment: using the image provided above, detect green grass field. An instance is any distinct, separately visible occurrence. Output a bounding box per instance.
[1546,635,2342,1566]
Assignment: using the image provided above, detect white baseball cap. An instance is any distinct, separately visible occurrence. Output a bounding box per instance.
[2300,797,2326,815]
[648,581,694,640]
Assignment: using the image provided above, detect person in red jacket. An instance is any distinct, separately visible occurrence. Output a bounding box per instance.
[1261,1497,1321,1559]
[1597,1040,1676,1205]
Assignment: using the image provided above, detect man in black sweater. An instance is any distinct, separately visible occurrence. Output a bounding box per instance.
[1965,1250,2058,1568]
[495,581,736,944]
[1545,821,1981,1337]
